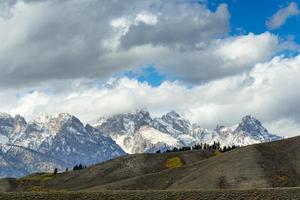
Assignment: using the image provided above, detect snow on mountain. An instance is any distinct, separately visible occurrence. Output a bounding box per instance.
[97,109,153,136]
[0,109,283,178]
[0,113,125,178]
[0,144,66,178]
[0,135,8,145]
[113,126,182,154]
[96,110,282,153]
[152,111,192,136]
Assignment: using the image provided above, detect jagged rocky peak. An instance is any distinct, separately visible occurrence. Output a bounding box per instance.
[162,110,188,123]
[153,110,191,136]
[215,125,226,132]
[235,115,267,133]
[0,112,12,119]
[97,109,152,124]
[242,115,260,123]
[127,108,152,124]
[12,115,27,134]
[0,111,126,178]
[14,115,26,125]
[33,113,83,134]
[95,109,153,135]
[0,113,26,138]
[0,112,14,125]
[165,110,181,118]
[55,113,83,127]
[34,113,74,123]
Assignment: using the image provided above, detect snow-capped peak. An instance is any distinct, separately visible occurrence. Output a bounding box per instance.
[241,115,259,124]
[0,111,126,178]
[56,113,74,122]
[33,115,52,125]
[166,110,181,118]
[96,110,282,154]
[0,112,12,119]
[153,110,191,136]
[94,117,107,127]
[236,115,266,133]
[34,113,77,126]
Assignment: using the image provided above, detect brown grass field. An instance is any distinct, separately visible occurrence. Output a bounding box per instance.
[1,188,300,200]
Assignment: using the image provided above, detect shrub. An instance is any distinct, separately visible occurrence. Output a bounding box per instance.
[212,150,222,157]
[165,157,183,169]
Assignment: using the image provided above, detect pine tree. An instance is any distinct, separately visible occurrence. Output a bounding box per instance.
[79,164,83,170]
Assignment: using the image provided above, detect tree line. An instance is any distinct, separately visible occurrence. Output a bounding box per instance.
[53,163,87,174]
[156,141,238,153]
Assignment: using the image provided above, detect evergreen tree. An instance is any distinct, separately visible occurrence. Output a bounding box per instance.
[79,164,83,170]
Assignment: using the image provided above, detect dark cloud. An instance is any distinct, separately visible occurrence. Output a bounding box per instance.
[0,0,230,88]
[120,4,229,49]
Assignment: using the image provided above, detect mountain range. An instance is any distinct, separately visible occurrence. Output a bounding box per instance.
[0,113,125,178]
[95,109,281,154]
[0,109,281,178]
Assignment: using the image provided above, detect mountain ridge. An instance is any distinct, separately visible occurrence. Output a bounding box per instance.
[0,112,125,178]
[95,109,282,154]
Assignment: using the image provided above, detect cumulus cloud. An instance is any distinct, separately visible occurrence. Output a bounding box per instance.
[0,0,230,87]
[266,2,300,30]
[103,32,295,83]
[0,0,297,87]
[1,55,300,137]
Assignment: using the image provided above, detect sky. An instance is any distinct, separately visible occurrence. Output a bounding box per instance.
[0,0,300,137]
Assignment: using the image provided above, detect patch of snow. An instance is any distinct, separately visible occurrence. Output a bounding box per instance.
[0,134,9,145]
[138,126,180,147]
[0,112,11,119]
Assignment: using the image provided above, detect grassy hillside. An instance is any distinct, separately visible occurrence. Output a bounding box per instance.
[0,150,213,192]
[2,136,300,192]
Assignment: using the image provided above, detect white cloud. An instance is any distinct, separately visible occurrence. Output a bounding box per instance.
[0,0,230,87]
[0,0,297,87]
[1,54,300,137]
[265,118,300,138]
[266,2,300,30]
[102,32,295,83]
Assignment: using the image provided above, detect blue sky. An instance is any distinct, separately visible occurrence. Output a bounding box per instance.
[209,0,300,38]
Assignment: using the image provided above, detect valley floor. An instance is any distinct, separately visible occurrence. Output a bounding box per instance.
[1,188,300,200]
